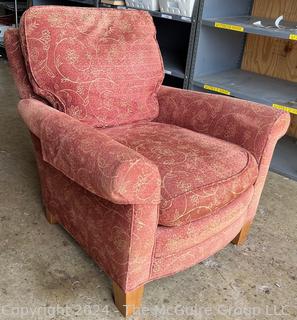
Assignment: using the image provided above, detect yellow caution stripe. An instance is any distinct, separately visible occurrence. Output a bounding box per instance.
[289,34,297,41]
[214,22,244,32]
[204,84,230,96]
[272,104,297,115]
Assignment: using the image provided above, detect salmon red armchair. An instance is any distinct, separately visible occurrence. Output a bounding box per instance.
[5,6,290,317]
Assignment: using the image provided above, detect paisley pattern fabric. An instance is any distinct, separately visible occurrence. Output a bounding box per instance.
[246,113,290,222]
[156,86,290,224]
[31,134,159,292]
[151,212,247,280]
[4,29,35,99]
[27,133,256,290]
[19,6,164,127]
[31,131,250,291]
[16,93,289,292]
[155,186,254,258]
[157,86,290,163]
[7,6,290,294]
[103,122,258,226]
[18,99,161,205]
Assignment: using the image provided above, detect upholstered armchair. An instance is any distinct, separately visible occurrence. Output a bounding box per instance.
[5,6,290,317]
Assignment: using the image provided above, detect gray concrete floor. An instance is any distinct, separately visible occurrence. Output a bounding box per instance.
[0,59,296,320]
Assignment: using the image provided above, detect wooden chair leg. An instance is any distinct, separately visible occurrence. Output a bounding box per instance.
[232,221,252,246]
[45,210,58,224]
[112,281,144,317]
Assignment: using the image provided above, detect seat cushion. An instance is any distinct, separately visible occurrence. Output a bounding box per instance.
[19,6,164,127]
[155,186,254,258]
[102,122,258,227]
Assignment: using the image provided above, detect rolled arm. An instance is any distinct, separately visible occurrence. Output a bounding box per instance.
[18,99,161,205]
[156,86,290,163]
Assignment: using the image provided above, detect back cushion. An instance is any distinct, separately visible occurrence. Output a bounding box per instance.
[19,6,164,127]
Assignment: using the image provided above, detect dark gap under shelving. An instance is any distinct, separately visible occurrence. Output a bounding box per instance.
[154,16,190,80]
[31,0,96,6]
[163,74,184,88]
[271,136,297,180]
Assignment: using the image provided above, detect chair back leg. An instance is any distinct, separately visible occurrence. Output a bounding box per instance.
[232,221,252,246]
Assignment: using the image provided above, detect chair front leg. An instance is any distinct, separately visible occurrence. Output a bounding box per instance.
[112,281,144,317]
[45,209,58,224]
[232,221,252,245]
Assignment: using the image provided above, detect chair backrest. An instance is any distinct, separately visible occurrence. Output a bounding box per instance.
[8,6,164,127]
[4,28,35,99]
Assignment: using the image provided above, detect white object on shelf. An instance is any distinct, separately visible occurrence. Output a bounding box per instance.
[0,24,14,42]
[275,15,284,29]
[159,0,195,17]
[125,0,159,11]
[253,20,265,28]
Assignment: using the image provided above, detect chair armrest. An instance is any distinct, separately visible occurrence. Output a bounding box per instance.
[156,86,290,163]
[18,99,161,205]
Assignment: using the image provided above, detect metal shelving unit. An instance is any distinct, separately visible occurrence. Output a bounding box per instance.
[193,69,297,112]
[100,2,192,22]
[189,0,297,181]
[0,1,28,56]
[202,16,297,41]
[31,0,99,6]
[271,136,297,181]
[0,1,27,12]
[0,1,28,28]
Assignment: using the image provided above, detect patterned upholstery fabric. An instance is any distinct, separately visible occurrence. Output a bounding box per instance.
[157,86,290,163]
[18,99,161,205]
[4,29,35,99]
[156,86,291,224]
[6,6,291,295]
[151,211,247,280]
[16,94,289,292]
[155,186,254,258]
[103,122,258,226]
[30,130,250,291]
[246,112,291,222]
[30,133,159,292]
[19,6,164,127]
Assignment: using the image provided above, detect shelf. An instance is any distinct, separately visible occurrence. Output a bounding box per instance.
[202,16,297,41]
[32,0,97,5]
[0,1,27,11]
[100,3,192,23]
[193,69,297,114]
[146,9,192,23]
[192,0,297,181]
[70,0,97,5]
[271,136,297,181]
[99,2,125,9]
[161,49,185,79]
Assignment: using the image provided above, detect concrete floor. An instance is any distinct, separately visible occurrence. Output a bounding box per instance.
[0,58,296,320]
